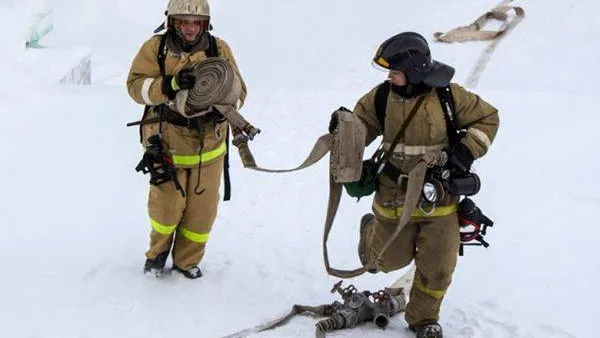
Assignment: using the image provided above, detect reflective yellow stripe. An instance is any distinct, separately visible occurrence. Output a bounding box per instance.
[373,202,457,219]
[179,228,210,243]
[150,219,177,235]
[171,76,180,91]
[172,141,227,166]
[414,279,446,299]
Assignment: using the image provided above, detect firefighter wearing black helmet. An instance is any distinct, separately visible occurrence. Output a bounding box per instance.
[355,32,499,338]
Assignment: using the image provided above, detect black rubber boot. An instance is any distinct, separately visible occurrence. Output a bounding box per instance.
[173,265,203,279]
[409,323,443,338]
[143,250,170,277]
[358,213,377,273]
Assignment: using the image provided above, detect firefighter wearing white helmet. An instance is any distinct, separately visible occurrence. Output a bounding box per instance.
[166,0,210,46]
[126,0,247,279]
[167,0,210,16]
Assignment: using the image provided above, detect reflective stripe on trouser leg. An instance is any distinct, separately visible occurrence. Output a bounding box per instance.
[145,168,189,259]
[172,157,224,269]
[366,213,418,272]
[405,213,460,326]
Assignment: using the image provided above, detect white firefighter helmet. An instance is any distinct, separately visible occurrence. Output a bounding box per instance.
[167,0,210,18]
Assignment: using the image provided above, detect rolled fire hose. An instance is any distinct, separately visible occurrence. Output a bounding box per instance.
[171,57,260,139]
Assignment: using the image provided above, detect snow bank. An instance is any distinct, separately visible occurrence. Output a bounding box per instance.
[0,0,91,85]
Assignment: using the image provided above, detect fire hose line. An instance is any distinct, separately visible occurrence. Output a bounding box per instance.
[218,153,446,338]
[233,108,449,280]
[181,54,448,338]
[433,0,525,88]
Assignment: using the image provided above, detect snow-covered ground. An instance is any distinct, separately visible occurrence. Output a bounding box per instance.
[1,0,598,337]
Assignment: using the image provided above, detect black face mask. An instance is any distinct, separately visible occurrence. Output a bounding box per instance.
[390,82,431,99]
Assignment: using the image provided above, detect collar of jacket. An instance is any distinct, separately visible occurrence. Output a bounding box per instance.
[165,31,210,55]
[390,82,432,99]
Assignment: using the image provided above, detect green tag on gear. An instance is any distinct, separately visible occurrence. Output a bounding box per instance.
[343,159,378,199]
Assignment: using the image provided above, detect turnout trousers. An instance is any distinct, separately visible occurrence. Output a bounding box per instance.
[363,212,460,326]
[145,157,224,269]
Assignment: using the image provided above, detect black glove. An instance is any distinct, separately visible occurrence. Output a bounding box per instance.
[328,106,352,133]
[161,68,196,100]
[328,113,338,133]
[447,143,474,175]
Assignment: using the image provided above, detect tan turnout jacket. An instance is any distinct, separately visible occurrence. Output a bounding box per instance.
[354,83,499,215]
[126,33,247,168]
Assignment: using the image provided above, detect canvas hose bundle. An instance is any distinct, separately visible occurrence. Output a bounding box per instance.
[171,57,260,140]
[433,0,525,88]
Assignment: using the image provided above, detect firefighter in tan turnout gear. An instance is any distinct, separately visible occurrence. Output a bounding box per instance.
[352,32,499,338]
[126,0,247,279]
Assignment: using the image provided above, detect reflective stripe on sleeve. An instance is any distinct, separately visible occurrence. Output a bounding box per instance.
[467,127,492,149]
[141,78,155,105]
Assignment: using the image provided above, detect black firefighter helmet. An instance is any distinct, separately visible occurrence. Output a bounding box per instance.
[373,32,455,87]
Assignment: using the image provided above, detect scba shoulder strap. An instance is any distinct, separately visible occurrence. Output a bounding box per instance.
[374,81,391,130]
[373,81,460,148]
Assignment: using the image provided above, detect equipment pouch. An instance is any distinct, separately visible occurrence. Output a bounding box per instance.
[445,172,481,196]
[343,159,378,199]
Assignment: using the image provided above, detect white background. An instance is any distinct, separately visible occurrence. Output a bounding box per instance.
[0,0,598,337]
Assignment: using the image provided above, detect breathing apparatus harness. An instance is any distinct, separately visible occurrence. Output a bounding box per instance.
[371,81,494,255]
[127,30,232,199]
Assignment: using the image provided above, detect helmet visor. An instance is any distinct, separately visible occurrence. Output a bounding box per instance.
[375,49,433,72]
[171,15,210,31]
